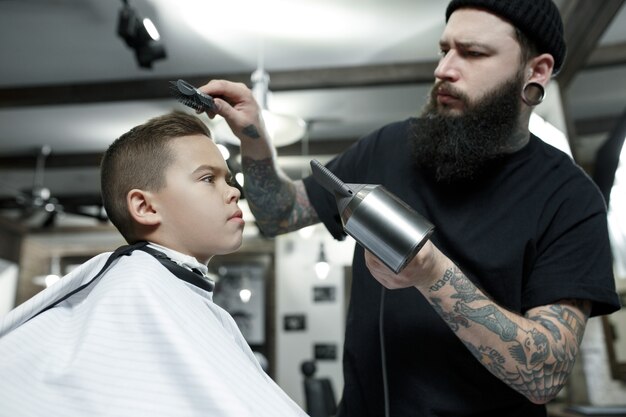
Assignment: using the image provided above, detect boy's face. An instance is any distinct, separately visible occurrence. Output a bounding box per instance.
[151,134,244,263]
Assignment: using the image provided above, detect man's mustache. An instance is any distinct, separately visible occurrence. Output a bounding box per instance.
[430,81,470,106]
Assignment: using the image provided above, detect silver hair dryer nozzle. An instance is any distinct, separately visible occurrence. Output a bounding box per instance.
[310,160,434,273]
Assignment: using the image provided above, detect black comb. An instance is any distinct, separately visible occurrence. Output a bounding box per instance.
[169,79,216,112]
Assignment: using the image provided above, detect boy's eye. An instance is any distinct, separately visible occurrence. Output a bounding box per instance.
[201,175,215,183]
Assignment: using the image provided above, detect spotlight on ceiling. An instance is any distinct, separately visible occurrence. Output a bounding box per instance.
[117,0,166,69]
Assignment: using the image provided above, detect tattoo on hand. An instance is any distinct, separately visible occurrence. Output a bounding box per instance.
[242,124,260,139]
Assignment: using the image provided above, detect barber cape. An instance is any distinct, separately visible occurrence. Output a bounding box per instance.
[0,243,307,417]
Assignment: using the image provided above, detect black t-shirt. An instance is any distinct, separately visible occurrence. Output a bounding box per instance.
[302,118,620,417]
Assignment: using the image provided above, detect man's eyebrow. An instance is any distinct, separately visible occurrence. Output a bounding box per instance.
[439,39,492,50]
[457,41,491,50]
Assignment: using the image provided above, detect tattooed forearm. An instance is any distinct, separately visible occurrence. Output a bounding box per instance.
[429,268,455,291]
[242,156,295,235]
[463,341,509,380]
[529,302,588,345]
[429,266,486,303]
[423,266,588,404]
[548,304,587,344]
[455,303,518,342]
[431,297,470,332]
[463,339,571,404]
[242,157,318,235]
[509,328,549,369]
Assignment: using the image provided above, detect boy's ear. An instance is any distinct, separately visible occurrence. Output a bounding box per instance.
[127,189,161,226]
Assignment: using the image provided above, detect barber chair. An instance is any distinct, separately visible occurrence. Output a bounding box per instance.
[301,360,337,417]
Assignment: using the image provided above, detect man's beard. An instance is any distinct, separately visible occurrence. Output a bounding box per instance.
[411,71,525,185]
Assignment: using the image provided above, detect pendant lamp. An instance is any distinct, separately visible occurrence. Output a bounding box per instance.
[251,67,307,147]
[211,44,307,147]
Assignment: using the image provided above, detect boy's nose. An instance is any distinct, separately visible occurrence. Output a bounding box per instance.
[227,185,241,203]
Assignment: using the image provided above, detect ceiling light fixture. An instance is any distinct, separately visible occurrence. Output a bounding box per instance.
[211,42,306,147]
[251,67,307,147]
[314,243,330,280]
[117,0,167,69]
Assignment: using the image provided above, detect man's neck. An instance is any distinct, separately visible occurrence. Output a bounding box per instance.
[504,123,530,154]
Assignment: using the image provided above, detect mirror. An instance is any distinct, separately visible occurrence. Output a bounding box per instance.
[594,107,626,382]
[210,253,275,374]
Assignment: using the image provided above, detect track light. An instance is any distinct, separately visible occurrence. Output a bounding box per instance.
[117,0,166,69]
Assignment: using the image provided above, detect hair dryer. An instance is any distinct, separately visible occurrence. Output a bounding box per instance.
[310,160,435,273]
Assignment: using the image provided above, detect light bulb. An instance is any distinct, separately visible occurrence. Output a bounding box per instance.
[239,288,252,303]
[142,18,160,40]
[315,260,330,280]
[298,225,315,239]
[235,172,245,186]
[45,274,60,287]
[216,143,230,160]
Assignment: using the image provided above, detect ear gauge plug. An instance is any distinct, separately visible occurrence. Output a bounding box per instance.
[169,79,217,112]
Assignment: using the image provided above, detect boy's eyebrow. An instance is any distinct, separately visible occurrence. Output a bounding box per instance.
[192,164,233,181]
[192,164,217,174]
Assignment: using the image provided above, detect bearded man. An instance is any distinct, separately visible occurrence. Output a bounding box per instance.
[200,0,620,416]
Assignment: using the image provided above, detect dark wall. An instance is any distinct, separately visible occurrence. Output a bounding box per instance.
[0,217,24,264]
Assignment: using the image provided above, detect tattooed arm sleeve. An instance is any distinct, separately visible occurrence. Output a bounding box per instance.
[424,266,591,404]
[242,156,320,236]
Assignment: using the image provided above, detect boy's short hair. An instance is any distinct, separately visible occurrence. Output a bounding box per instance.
[101,111,212,243]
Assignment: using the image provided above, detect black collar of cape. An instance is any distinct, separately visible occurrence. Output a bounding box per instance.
[27,241,214,323]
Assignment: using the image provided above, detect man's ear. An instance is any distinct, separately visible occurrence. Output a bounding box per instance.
[528,53,555,87]
[127,189,161,226]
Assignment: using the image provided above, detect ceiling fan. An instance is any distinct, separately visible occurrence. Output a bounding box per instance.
[0,146,108,228]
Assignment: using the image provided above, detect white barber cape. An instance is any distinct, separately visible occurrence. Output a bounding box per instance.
[0,247,308,417]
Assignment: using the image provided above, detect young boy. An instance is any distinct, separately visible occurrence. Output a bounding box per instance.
[0,112,308,417]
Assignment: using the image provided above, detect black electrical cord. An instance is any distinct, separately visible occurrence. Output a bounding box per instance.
[379,286,390,417]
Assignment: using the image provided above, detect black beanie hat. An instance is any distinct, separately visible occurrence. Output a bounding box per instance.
[445,0,566,74]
